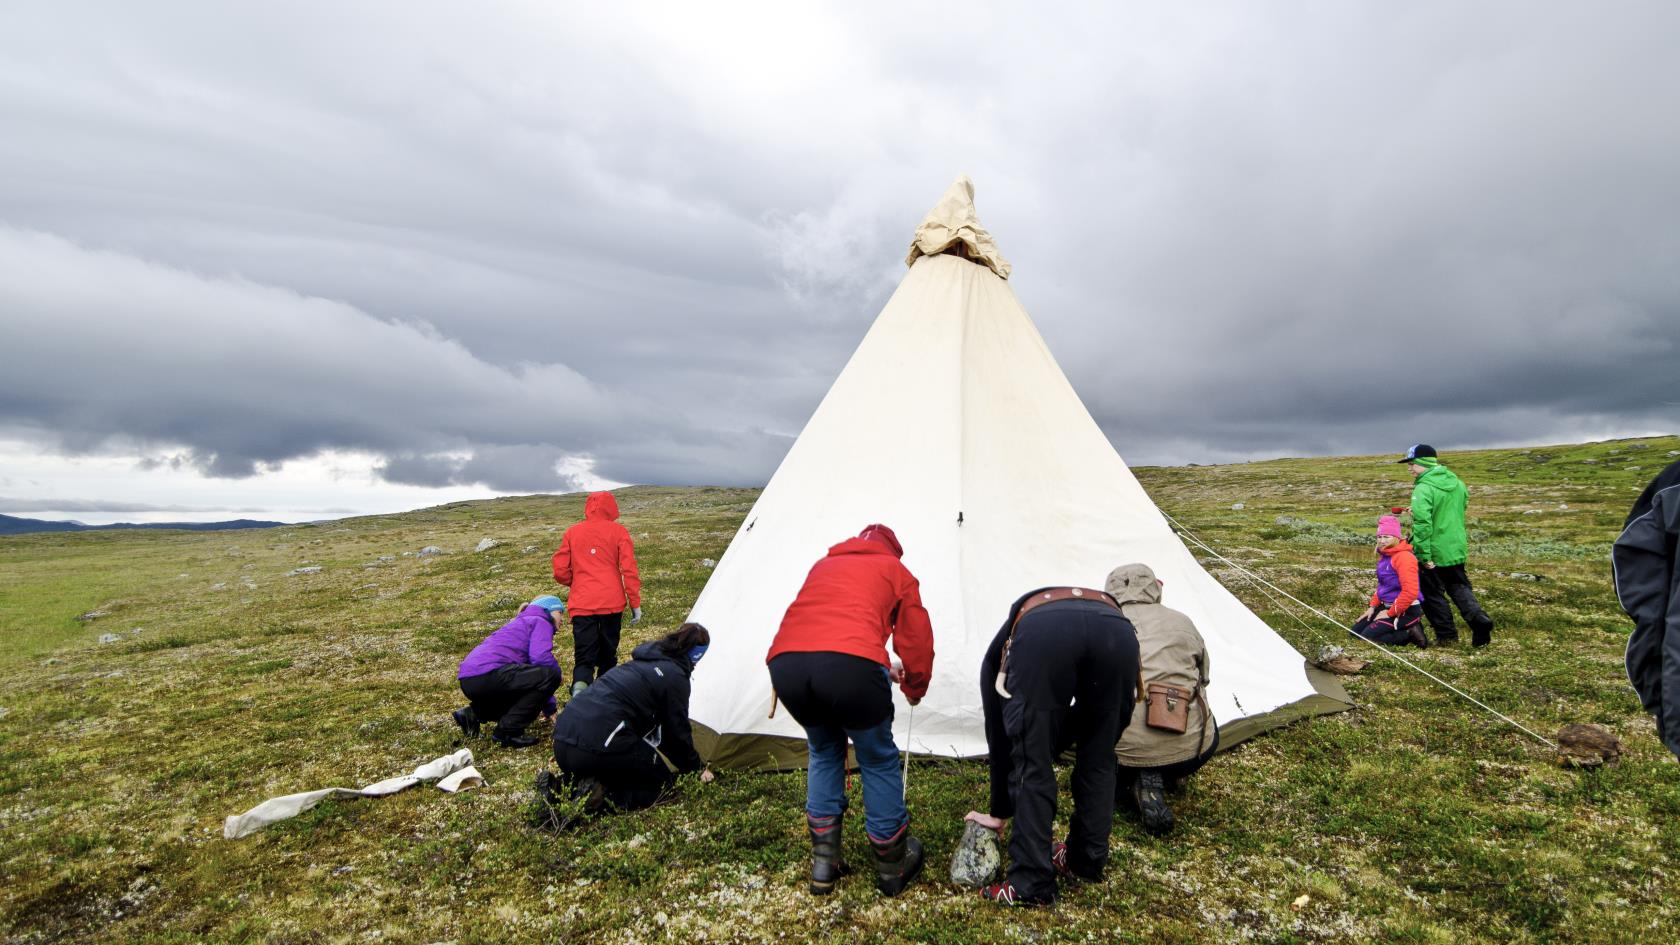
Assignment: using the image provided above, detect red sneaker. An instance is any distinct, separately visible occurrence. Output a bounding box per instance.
[980,881,1051,907]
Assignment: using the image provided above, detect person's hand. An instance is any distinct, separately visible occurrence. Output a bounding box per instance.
[1377,609,1391,620]
[1360,606,1376,622]
[965,811,1006,834]
[906,695,921,707]
[1423,561,1435,569]
[630,606,643,624]
[889,660,905,684]
[700,768,715,784]
[541,710,555,723]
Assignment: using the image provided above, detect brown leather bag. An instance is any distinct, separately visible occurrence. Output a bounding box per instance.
[1144,681,1195,734]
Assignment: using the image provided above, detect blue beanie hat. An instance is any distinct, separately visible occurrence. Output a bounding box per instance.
[531,595,566,614]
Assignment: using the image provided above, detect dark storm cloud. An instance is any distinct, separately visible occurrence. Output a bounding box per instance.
[0,1,1675,497]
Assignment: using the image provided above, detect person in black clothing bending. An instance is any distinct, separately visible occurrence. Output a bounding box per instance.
[546,623,713,813]
[968,586,1140,906]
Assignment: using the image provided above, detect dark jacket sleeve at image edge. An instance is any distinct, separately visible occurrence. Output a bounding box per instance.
[1613,478,1680,756]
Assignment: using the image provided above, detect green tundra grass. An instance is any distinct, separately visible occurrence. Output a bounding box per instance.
[2,437,1677,944]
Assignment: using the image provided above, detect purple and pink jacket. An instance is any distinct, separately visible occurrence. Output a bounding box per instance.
[1370,540,1425,613]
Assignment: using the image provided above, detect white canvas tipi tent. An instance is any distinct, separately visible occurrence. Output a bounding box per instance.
[688,177,1348,769]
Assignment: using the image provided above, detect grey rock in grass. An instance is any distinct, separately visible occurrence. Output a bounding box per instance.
[98,633,122,645]
[949,820,1003,887]
[521,545,538,554]
[1507,572,1545,582]
[475,538,498,553]
[210,583,227,591]
[701,558,716,568]
[75,610,110,622]
[287,566,323,576]
[1230,502,1244,510]
[418,546,444,557]
[376,555,395,563]
[1522,509,1543,515]
[1669,450,1679,456]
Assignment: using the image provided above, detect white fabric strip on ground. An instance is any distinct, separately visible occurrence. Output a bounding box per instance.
[223,749,480,839]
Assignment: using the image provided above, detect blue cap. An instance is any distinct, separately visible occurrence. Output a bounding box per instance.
[688,643,709,666]
[531,595,566,613]
[1398,444,1438,464]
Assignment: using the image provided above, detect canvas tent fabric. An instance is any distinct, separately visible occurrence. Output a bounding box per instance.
[688,178,1349,770]
[222,749,482,839]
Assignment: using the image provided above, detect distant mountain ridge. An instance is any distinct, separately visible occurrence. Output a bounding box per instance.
[0,514,286,535]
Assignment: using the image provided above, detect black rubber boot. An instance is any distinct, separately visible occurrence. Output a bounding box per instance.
[1406,623,1430,649]
[806,814,850,895]
[1470,614,1494,648]
[452,706,480,738]
[491,728,538,748]
[1134,770,1175,836]
[868,823,924,897]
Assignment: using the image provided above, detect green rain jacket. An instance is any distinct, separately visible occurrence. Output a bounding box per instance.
[1410,463,1470,566]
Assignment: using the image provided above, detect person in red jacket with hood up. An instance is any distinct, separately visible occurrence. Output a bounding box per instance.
[767,523,935,899]
[553,491,642,697]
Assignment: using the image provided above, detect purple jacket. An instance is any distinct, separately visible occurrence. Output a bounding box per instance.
[458,605,563,680]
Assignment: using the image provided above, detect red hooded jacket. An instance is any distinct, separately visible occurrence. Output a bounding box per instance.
[766,525,935,702]
[552,492,641,616]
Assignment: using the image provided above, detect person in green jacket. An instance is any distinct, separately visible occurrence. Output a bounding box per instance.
[1399,444,1494,646]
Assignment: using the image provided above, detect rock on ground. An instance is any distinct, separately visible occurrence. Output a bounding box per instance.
[98,633,122,645]
[475,538,498,553]
[287,566,323,576]
[419,546,444,557]
[949,820,1003,887]
[1556,724,1623,767]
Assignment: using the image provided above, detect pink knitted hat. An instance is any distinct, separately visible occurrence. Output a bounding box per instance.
[1377,515,1403,539]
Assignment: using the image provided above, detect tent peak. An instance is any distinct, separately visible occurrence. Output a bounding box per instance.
[906,175,1012,280]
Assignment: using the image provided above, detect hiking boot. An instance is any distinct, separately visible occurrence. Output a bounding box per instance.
[806,813,851,895]
[1406,623,1429,649]
[980,880,1051,907]
[868,823,924,897]
[1434,630,1460,646]
[1133,770,1175,836]
[1471,615,1493,648]
[491,728,538,748]
[574,776,606,812]
[1050,840,1099,883]
[452,706,480,738]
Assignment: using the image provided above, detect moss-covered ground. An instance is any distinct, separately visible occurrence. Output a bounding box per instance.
[2,437,1677,944]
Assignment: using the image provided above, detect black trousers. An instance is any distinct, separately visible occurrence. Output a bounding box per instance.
[459,664,561,735]
[1350,603,1425,645]
[1000,600,1139,902]
[553,740,674,811]
[768,651,893,730]
[571,612,624,685]
[1118,727,1221,799]
[1417,564,1493,643]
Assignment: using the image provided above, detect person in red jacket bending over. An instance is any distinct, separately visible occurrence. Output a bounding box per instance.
[766,523,935,899]
[553,491,642,698]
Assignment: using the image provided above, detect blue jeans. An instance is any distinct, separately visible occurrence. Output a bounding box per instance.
[804,715,907,841]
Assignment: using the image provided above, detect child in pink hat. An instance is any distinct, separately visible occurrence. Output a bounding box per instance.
[1351,515,1429,647]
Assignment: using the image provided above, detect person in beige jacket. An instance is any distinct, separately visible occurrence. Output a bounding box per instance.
[1105,563,1219,835]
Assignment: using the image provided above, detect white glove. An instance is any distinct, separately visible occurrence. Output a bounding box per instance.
[631,606,642,625]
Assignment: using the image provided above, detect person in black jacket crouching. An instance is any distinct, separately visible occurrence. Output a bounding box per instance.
[548,623,712,813]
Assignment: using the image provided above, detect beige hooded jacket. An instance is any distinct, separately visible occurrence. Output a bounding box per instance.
[1107,563,1216,767]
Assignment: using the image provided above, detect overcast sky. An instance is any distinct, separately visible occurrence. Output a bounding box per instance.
[2,2,1676,523]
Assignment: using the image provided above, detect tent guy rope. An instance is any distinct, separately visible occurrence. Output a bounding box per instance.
[1157,509,1558,750]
